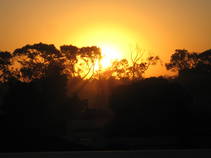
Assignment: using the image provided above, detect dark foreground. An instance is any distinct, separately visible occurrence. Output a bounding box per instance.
[1,135,211,153]
[1,149,211,158]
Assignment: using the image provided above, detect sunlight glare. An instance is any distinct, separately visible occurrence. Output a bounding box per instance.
[100,45,122,69]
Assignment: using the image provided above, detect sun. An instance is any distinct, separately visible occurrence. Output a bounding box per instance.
[100,45,122,69]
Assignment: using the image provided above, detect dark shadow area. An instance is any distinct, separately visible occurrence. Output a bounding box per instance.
[0,44,211,152]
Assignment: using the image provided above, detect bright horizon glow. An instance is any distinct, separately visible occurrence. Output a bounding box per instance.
[1,0,210,77]
[100,45,122,69]
[92,44,123,72]
[70,25,138,60]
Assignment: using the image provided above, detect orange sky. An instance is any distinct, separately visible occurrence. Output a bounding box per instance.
[1,0,211,76]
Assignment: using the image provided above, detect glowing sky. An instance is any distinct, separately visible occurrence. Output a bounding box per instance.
[1,0,211,76]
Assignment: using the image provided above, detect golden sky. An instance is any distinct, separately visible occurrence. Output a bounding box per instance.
[1,0,211,76]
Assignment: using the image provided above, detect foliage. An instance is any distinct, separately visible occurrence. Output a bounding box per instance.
[0,43,102,82]
[11,43,62,81]
[0,43,159,82]
[166,49,211,74]
[60,45,101,79]
[95,48,160,80]
[0,51,12,82]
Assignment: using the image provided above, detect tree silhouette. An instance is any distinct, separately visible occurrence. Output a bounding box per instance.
[60,45,79,78]
[96,55,160,80]
[75,46,101,79]
[0,43,95,144]
[60,45,101,79]
[195,49,211,73]
[13,42,61,60]
[166,49,198,74]
[166,49,211,75]
[0,51,12,82]
[129,47,160,80]
[2,61,87,140]
[165,49,211,134]
[93,47,160,80]
[11,43,63,81]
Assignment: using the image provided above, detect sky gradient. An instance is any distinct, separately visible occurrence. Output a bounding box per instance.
[1,0,211,76]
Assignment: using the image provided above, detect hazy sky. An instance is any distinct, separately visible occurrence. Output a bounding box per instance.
[0,0,211,75]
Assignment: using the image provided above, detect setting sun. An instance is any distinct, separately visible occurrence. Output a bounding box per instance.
[100,45,122,69]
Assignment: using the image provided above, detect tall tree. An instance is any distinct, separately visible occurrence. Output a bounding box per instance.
[11,43,63,81]
[165,49,198,74]
[60,45,101,79]
[166,49,211,75]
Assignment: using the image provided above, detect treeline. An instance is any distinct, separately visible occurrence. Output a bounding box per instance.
[0,42,211,150]
[0,43,102,82]
[105,49,211,149]
[0,42,159,151]
[0,43,160,83]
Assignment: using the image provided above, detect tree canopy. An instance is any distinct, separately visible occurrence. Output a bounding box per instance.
[166,49,211,75]
[0,43,159,82]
